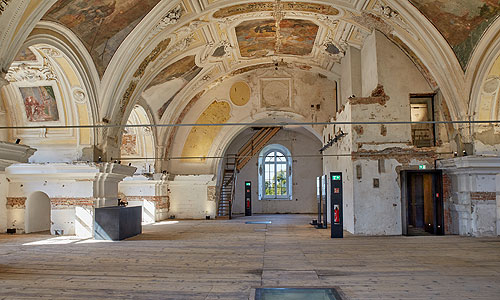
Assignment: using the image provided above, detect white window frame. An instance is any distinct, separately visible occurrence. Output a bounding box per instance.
[258,144,292,200]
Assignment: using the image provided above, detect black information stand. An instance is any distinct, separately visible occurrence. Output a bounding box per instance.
[315,176,327,229]
[330,172,343,238]
[322,174,328,229]
[245,181,252,216]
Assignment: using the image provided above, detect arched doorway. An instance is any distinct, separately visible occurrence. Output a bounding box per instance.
[25,192,51,234]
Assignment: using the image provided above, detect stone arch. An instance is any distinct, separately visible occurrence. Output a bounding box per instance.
[25,191,51,234]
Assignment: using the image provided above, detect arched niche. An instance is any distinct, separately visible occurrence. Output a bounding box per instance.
[1,42,97,162]
[25,191,51,234]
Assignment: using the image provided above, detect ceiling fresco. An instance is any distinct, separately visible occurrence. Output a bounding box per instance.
[43,0,163,77]
[143,55,203,119]
[236,19,319,58]
[410,0,500,69]
[14,48,37,62]
[212,2,339,19]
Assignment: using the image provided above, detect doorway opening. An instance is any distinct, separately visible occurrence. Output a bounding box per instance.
[401,170,444,236]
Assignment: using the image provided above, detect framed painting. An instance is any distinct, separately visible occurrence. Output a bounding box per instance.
[18,84,61,123]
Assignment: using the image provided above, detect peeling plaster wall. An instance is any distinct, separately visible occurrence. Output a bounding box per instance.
[322,103,354,232]
[340,46,362,107]
[227,128,322,214]
[327,30,436,235]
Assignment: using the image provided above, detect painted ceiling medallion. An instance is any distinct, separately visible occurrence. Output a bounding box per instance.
[230,81,251,106]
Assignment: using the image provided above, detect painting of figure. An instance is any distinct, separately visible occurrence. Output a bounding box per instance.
[236,19,319,58]
[20,86,59,122]
[410,0,500,69]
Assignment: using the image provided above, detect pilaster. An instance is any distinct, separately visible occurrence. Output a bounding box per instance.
[94,163,136,207]
[439,156,500,236]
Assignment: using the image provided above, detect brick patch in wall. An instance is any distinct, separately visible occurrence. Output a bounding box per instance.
[124,196,170,210]
[442,174,452,234]
[470,192,496,201]
[7,197,95,209]
[51,198,96,208]
[6,197,27,209]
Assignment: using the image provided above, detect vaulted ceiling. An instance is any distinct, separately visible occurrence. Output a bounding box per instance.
[39,0,500,79]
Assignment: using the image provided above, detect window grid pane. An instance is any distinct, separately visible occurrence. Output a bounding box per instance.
[262,150,288,198]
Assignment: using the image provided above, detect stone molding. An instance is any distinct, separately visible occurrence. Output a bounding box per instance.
[439,156,500,174]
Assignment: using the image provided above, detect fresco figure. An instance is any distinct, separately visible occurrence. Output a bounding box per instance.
[20,86,59,122]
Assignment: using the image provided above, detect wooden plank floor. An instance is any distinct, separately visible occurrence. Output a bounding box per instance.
[1,214,499,299]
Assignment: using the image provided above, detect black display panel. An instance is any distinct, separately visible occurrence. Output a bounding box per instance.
[330,172,343,238]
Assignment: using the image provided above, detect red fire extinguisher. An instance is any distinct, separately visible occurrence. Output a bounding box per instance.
[333,205,340,224]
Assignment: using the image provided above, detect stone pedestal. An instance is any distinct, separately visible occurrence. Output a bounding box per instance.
[439,156,500,236]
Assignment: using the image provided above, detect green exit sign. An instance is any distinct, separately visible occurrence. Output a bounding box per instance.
[332,175,341,181]
[419,165,426,170]
[246,182,251,186]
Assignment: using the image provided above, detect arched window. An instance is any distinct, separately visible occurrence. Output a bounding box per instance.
[258,144,292,200]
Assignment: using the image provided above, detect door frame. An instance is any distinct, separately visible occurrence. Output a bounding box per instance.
[400,170,444,236]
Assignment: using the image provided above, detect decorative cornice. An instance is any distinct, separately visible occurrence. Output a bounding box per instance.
[0,142,36,171]
[439,156,500,173]
[5,59,57,82]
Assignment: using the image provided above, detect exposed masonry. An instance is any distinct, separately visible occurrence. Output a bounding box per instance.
[442,174,452,234]
[6,197,96,209]
[6,197,26,209]
[351,147,436,164]
[123,196,170,210]
[50,198,95,208]
[470,192,496,201]
[349,84,389,106]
